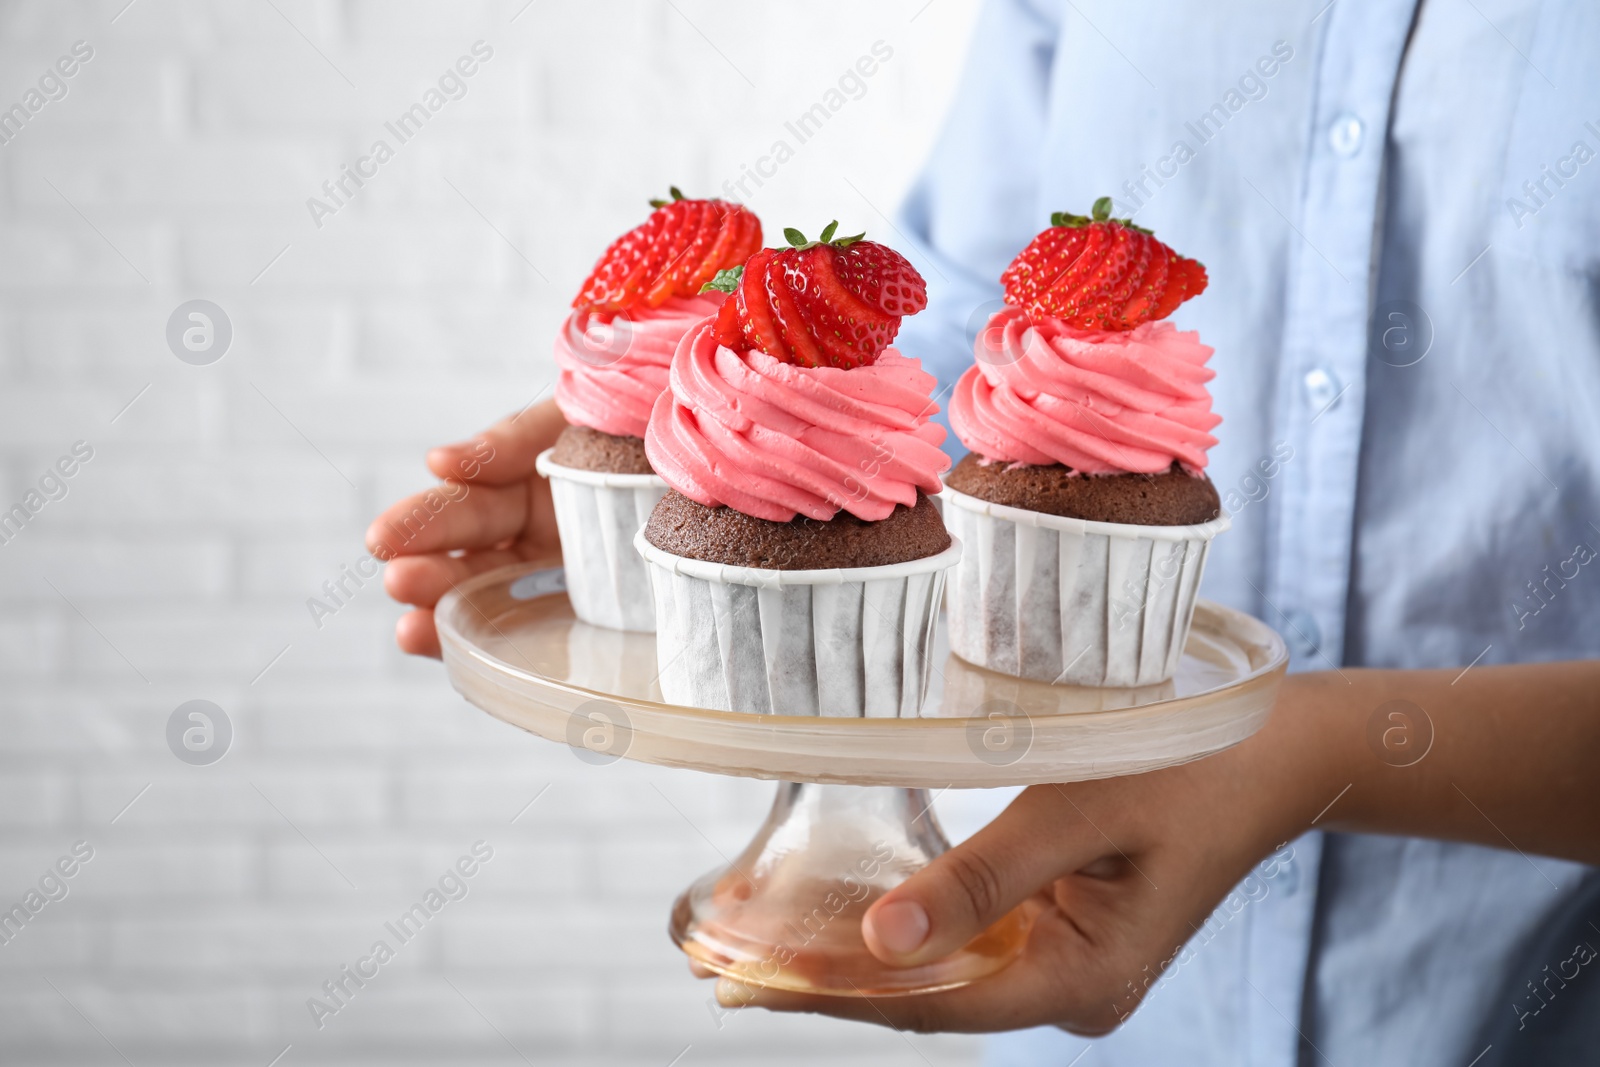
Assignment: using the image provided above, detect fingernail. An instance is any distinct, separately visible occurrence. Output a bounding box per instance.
[871,899,930,956]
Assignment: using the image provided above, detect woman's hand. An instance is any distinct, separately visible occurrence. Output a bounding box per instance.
[716,661,1600,1032]
[366,399,566,656]
[717,688,1322,1034]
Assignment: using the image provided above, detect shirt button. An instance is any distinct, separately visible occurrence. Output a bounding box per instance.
[1328,113,1363,157]
[1284,609,1322,659]
[1303,367,1341,412]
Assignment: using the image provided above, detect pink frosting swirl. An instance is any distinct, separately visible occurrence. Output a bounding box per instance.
[553,294,723,439]
[645,324,951,522]
[949,305,1220,473]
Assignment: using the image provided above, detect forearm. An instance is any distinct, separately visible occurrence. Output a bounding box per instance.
[1249,662,1600,864]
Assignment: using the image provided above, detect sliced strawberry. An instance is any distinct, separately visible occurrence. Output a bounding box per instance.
[702,223,926,369]
[1116,240,1171,328]
[574,189,762,318]
[770,256,828,367]
[831,240,928,317]
[736,251,788,361]
[1001,198,1206,331]
[646,200,713,302]
[691,205,756,294]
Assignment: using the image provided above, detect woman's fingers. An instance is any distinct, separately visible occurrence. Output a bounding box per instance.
[383,546,561,608]
[862,786,1105,967]
[366,481,529,559]
[395,608,441,658]
[427,398,567,487]
[715,900,1119,1035]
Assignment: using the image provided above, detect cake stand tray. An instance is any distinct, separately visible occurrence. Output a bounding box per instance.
[436,562,1286,997]
[436,564,1288,788]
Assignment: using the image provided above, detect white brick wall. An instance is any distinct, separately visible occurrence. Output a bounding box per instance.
[0,0,996,1062]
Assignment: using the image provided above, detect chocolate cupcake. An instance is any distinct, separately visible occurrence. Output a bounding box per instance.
[534,189,760,631]
[944,200,1229,686]
[645,489,950,570]
[635,225,958,717]
[945,455,1220,526]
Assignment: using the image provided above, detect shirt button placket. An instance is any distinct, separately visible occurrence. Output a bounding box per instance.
[1254,5,1423,1067]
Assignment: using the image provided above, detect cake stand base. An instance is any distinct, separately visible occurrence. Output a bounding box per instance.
[437,565,1288,997]
[669,782,1032,997]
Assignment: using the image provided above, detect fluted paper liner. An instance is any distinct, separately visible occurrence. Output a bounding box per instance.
[635,531,961,717]
[536,450,666,632]
[942,487,1229,686]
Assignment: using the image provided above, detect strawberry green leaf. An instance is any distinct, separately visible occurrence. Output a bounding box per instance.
[819,220,839,244]
[834,231,866,247]
[650,185,689,208]
[1091,196,1113,221]
[700,265,744,294]
[783,227,808,247]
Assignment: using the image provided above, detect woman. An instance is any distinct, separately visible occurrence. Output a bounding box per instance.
[369,1,1600,1061]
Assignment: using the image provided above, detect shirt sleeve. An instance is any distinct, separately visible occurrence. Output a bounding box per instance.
[894,0,1062,438]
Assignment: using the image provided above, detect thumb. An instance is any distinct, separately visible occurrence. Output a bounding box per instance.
[427,397,566,486]
[862,786,1093,967]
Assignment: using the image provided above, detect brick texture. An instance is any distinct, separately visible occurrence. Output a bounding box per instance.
[0,1,988,1062]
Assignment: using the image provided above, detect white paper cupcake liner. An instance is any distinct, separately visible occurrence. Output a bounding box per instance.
[535,449,667,632]
[942,486,1229,687]
[634,530,961,717]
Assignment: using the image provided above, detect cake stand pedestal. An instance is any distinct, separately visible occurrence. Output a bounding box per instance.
[437,563,1287,997]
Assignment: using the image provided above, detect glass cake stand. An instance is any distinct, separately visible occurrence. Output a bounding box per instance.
[437,563,1287,997]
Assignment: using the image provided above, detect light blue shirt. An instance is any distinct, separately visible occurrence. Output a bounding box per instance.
[893,1,1600,1063]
